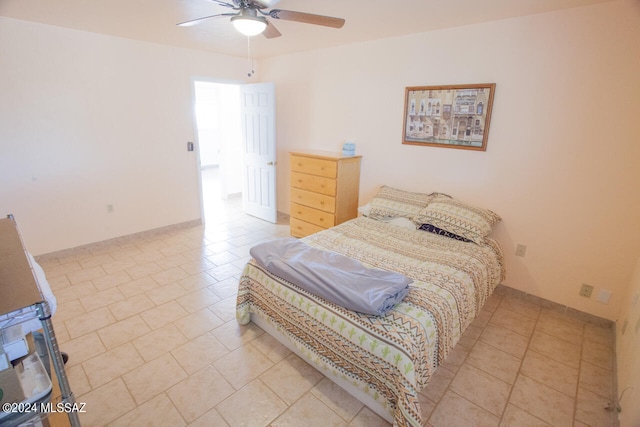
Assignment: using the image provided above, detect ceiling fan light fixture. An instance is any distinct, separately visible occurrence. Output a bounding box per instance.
[231,15,267,37]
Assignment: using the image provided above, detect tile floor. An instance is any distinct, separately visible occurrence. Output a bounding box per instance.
[37,170,618,426]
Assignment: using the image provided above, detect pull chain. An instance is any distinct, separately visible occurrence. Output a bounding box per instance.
[247,36,255,77]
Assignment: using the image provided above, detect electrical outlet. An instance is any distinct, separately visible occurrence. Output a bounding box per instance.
[580,284,593,298]
[106,204,114,213]
[515,244,527,257]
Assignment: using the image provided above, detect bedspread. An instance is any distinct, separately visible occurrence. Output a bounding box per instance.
[236,217,504,427]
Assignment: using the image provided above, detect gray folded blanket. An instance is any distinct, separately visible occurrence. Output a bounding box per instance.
[249,238,411,316]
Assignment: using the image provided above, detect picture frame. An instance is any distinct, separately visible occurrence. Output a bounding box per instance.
[402,83,496,151]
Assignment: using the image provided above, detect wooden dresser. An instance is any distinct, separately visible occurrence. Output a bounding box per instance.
[289,151,362,238]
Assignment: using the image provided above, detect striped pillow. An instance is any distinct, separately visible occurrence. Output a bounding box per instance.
[368,186,435,220]
[412,195,500,244]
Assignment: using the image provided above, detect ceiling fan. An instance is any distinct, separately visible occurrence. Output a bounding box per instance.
[177,0,345,38]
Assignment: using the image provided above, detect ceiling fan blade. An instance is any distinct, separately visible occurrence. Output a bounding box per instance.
[267,9,345,28]
[209,0,236,8]
[177,12,236,27]
[262,20,281,39]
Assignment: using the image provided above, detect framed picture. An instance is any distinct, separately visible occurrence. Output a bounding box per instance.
[402,83,496,151]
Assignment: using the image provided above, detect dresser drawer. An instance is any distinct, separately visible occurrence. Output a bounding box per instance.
[290,217,325,238]
[290,171,336,196]
[290,203,335,228]
[291,188,336,213]
[291,155,337,178]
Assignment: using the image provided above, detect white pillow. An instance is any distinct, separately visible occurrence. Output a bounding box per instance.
[357,203,372,216]
[386,217,418,230]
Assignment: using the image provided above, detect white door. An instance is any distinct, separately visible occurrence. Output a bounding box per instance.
[240,82,277,223]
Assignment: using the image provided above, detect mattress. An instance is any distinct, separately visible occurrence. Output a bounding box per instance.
[237,216,504,426]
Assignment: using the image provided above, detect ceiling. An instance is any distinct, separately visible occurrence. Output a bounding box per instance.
[0,0,613,59]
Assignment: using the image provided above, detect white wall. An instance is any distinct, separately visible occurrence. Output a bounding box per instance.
[261,0,640,321]
[0,17,250,254]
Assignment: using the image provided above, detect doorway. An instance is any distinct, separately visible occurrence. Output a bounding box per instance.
[193,81,243,223]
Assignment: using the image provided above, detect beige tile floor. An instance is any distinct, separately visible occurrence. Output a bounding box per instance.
[37,170,618,426]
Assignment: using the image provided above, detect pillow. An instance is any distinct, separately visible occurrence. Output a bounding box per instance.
[357,203,372,216]
[412,195,501,244]
[368,186,435,220]
[387,217,419,230]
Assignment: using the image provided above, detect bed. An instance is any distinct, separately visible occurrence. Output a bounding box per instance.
[236,187,505,427]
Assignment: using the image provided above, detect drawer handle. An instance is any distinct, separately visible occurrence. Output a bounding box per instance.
[319,218,324,222]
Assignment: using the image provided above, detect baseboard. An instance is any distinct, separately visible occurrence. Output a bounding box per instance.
[494,284,614,328]
[36,219,202,262]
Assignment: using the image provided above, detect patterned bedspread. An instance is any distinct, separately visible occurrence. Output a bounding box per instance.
[236,217,505,427]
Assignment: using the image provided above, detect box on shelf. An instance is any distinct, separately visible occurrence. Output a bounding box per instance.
[0,351,26,406]
[2,325,33,362]
[2,331,36,365]
[0,352,52,423]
